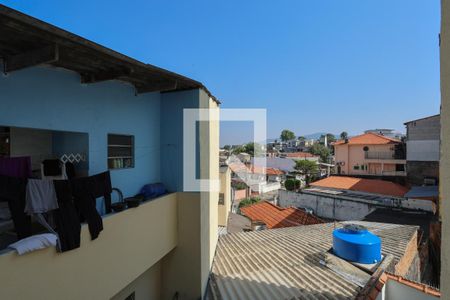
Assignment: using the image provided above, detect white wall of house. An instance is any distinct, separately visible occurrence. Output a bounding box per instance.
[250,182,281,194]
[406,140,440,161]
[384,280,438,300]
[278,190,435,220]
[278,190,375,220]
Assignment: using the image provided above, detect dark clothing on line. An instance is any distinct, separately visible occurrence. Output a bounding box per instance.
[0,157,32,179]
[42,159,62,176]
[0,175,31,239]
[91,171,112,214]
[65,162,76,180]
[53,180,81,252]
[71,177,103,240]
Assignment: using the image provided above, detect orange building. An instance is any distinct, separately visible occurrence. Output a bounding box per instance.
[333,133,406,177]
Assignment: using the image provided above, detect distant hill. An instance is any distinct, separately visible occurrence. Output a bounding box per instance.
[303,132,339,140]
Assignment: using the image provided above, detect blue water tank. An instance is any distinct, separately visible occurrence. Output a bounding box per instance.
[333,224,381,264]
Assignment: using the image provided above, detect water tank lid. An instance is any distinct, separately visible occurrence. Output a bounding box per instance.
[333,223,382,264]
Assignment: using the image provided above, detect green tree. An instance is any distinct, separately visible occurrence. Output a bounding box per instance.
[284,179,300,191]
[233,142,264,157]
[294,160,319,185]
[321,133,336,144]
[238,197,261,208]
[326,133,336,143]
[340,131,348,140]
[309,143,331,163]
[280,129,295,141]
[223,145,231,150]
[232,182,247,190]
[232,145,246,155]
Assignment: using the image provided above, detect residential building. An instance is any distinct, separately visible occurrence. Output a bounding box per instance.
[237,152,251,163]
[404,114,440,186]
[208,222,427,299]
[228,163,283,194]
[267,138,316,153]
[0,5,219,300]
[333,133,407,177]
[278,176,435,221]
[239,201,323,229]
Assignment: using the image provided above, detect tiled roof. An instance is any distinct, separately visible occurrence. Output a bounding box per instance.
[240,201,324,229]
[284,152,318,158]
[228,163,284,175]
[310,176,409,197]
[208,221,419,300]
[333,132,401,146]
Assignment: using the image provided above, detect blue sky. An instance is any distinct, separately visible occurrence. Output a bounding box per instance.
[1,0,441,145]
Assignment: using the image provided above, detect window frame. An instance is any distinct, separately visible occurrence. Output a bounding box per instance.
[107,133,135,170]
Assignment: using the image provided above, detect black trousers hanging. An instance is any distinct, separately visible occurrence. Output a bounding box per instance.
[53,180,81,252]
[71,177,103,240]
[91,171,112,214]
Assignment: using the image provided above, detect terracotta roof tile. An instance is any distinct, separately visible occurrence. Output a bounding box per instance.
[333,132,401,146]
[310,176,409,197]
[366,272,441,299]
[240,201,323,228]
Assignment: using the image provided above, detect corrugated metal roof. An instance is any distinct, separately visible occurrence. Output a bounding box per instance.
[405,186,439,198]
[208,221,418,300]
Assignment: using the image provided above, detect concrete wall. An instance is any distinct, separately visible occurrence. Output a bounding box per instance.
[199,91,219,297]
[160,89,200,192]
[406,115,440,141]
[0,65,161,198]
[9,127,53,170]
[384,280,438,300]
[250,181,281,194]
[278,189,376,220]
[406,140,440,161]
[160,91,219,299]
[406,161,439,186]
[52,130,90,173]
[278,190,434,220]
[111,261,162,300]
[234,189,247,201]
[440,0,450,295]
[161,193,202,299]
[0,193,177,300]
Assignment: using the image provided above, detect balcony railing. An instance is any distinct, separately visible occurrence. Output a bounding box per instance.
[381,170,407,176]
[364,151,405,160]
